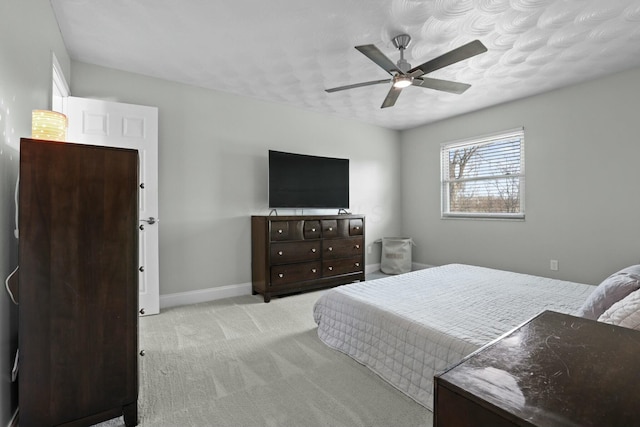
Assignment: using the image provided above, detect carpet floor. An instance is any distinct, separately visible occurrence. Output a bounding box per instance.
[95,285,432,426]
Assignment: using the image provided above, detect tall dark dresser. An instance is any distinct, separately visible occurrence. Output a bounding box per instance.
[18,138,139,426]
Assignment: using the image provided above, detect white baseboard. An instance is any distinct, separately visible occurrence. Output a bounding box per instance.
[367,262,432,274]
[413,262,433,270]
[160,282,252,309]
[159,263,434,309]
[365,263,381,274]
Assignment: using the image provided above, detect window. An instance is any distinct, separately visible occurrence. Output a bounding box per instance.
[441,128,525,219]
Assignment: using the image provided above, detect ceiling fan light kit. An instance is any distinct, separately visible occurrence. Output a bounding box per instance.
[393,75,413,88]
[326,34,487,109]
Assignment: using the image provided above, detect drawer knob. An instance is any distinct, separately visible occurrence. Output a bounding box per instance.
[311,248,317,253]
[312,268,317,273]
[278,251,283,256]
[278,273,284,278]
[328,266,333,271]
[355,226,360,230]
[140,350,145,357]
[355,244,360,249]
[139,308,145,315]
[328,227,333,231]
[328,247,333,251]
[355,262,360,267]
[311,228,316,232]
[278,229,283,234]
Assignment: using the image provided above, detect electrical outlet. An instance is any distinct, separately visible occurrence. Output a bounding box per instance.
[550,260,559,271]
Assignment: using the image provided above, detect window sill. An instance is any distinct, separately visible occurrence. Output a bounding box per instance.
[441,213,525,221]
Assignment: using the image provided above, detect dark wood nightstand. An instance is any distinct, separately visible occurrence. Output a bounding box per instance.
[434,310,640,427]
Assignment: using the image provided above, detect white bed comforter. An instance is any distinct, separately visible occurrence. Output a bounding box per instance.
[313,264,594,410]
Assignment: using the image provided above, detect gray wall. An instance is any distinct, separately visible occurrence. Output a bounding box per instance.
[4,2,639,422]
[70,62,402,295]
[0,0,71,422]
[401,67,640,285]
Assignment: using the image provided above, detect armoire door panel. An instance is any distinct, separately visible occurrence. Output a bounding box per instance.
[19,138,139,426]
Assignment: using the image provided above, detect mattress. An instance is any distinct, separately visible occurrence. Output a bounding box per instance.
[313,263,594,410]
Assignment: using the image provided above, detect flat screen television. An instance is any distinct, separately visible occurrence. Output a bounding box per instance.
[268,150,349,209]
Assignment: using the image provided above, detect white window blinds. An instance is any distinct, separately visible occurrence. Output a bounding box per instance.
[441,128,525,219]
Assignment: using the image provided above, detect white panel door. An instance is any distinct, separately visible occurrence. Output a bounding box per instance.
[64,96,160,315]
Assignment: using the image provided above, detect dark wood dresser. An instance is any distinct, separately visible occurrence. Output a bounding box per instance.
[434,310,640,427]
[251,214,365,302]
[19,138,139,426]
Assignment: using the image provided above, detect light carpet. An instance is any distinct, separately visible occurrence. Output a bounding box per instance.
[95,289,432,426]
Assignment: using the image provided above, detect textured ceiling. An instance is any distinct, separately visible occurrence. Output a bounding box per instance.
[51,0,640,130]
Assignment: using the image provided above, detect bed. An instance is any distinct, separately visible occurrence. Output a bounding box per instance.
[312,263,595,410]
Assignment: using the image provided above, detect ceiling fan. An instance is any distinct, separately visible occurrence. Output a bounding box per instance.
[325,35,487,108]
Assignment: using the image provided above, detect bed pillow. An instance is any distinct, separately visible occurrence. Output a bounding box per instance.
[577,265,640,320]
[598,289,640,331]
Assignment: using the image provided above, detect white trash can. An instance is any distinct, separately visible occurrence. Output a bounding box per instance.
[378,237,414,274]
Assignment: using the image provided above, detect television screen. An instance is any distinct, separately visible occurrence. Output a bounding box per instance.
[268,150,349,208]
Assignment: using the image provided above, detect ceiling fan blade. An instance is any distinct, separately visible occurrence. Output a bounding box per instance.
[408,40,487,77]
[381,86,403,109]
[355,44,403,75]
[325,79,391,93]
[412,77,471,94]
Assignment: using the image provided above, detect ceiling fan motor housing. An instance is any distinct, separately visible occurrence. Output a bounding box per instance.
[396,58,411,73]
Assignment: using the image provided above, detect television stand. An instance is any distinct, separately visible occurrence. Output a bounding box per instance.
[251,214,365,302]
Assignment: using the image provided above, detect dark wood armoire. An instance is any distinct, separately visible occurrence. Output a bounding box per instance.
[18,138,139,426]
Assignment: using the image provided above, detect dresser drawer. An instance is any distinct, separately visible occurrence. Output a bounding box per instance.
[322,220,338,238]
[323,257,363,277]
[303,220,321,239]
[270,241,321,265]
[270,221,290,241]
[349,219,363,236]
[323,237,363,259]
[270,220,304,241]
[271,261,322,286]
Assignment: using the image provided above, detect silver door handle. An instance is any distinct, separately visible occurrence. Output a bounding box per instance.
[140,217,158,225]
